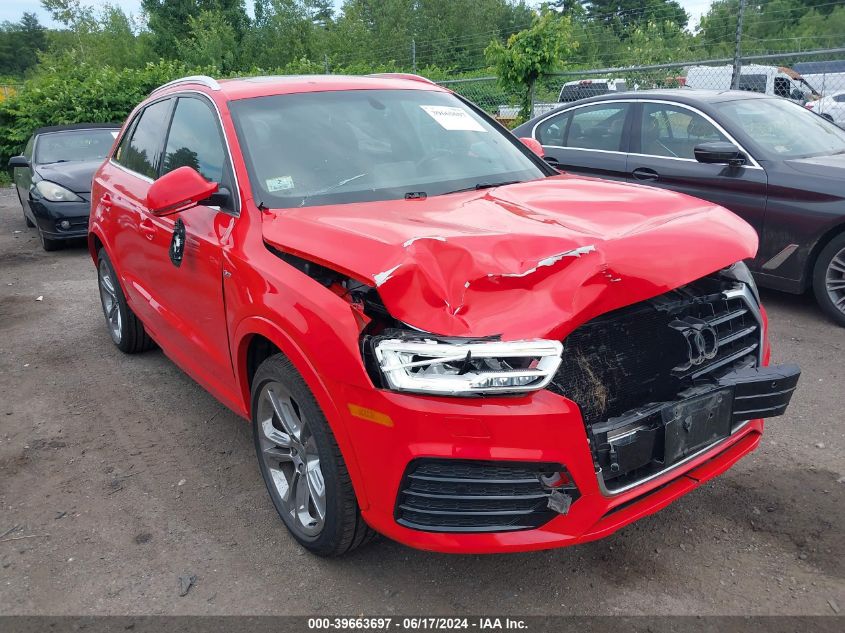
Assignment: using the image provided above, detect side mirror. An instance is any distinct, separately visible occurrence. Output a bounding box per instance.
[200,186,232,209]
[145,166,218,217]
[790,88,805,102]
[8,155,28,169]
[519,137,544,158]
[694,142,746,167]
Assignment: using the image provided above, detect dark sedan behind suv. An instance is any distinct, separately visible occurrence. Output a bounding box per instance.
[8,123,120,251]
[514,90,845,326]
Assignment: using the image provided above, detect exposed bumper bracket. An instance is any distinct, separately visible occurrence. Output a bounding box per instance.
[593,363,801,493]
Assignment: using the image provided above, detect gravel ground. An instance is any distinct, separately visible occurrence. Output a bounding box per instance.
[0,186,843,616]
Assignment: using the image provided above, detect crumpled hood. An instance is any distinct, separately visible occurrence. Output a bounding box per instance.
[261,174,758,338]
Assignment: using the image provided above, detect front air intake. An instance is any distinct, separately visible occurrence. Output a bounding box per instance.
[395,459,579,533]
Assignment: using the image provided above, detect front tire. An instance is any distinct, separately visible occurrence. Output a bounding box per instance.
[97,248,155,352]
[813,232,845,327]
[38,228,60,251]
[251,354,375,556]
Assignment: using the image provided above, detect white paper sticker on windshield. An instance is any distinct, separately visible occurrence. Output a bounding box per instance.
[266,176,294,192]
[110,131,118,138]
[420,105,486,132]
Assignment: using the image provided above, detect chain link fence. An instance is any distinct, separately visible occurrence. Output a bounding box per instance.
[435,76,523,126]
[437,48,845,128]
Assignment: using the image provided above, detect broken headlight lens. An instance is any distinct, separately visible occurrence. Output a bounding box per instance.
[722,260,760,303]
[373,337,563,396]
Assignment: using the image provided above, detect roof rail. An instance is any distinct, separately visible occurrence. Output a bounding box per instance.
[367,73,437,85]
[150,75,221,95]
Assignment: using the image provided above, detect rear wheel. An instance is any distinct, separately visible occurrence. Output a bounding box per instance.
[97,248,155,352]
[251,354,375,556]
[813,232,845,327]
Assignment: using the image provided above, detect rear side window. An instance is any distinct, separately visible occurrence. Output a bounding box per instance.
[114,99,172,179]
[536,111,571,146]
[774,77,791,99]
[567,104,628,151]
[161,97,226,183]
[559,83,610,102]
[739,74,767,93]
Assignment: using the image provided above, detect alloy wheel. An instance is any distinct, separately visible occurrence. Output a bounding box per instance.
[98,259,122,344]
[825,246,845,317]
[256,381,326,538]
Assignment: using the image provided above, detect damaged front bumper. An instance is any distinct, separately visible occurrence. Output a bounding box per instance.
[334,277,800,553]
[591,363,800,495]
[339,374,793,554]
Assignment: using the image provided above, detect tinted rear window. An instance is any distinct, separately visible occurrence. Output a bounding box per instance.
[738,74,767,93]
[559,84,610,102]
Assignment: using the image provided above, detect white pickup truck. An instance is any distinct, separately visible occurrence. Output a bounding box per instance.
[685,64,819,103]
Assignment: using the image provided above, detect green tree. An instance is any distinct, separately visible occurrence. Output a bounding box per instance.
[623,19,691,66]
[696,0,845,56]
[178,9,238,71]
[486,10,576,120]
[41,2,148,69]
[0,13,48,77]
[244,1,319,69]
[141,1,249,59]
[411,0,535,71]
[581,0,688,32]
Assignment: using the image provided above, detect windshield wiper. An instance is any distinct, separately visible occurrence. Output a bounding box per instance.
[443,180,522,195]
[299,172,368,207]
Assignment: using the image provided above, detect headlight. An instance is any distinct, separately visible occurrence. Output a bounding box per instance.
[33,181,84,202]
[373,337,563,396]
[722,260,760,303]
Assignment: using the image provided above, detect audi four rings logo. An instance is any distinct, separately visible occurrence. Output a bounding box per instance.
[670,316,720,368]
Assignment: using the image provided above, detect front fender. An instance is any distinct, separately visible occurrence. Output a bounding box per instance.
[232,316,371,510]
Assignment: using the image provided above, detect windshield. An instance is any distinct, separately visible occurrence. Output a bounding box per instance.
[715,98,845,159]
[229,89,546,208]
[35,128,118,164]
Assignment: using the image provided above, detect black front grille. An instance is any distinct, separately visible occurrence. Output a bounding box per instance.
[550,277,760,486]
[551,279,759,427]
[395,459,578,533]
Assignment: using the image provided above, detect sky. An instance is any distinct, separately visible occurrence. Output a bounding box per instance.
[0,0,716,31]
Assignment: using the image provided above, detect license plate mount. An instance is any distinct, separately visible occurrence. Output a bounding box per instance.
[662,388,733,465]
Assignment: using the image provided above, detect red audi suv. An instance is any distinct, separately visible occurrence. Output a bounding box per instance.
[89,74,800,555]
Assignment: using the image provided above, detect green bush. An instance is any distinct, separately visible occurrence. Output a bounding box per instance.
[0,53,204,165]
[0,52,500,167]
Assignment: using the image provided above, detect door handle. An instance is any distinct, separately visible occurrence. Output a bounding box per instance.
[632,167,659,182]
[139,218,157,241]
[100,193,113,212]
